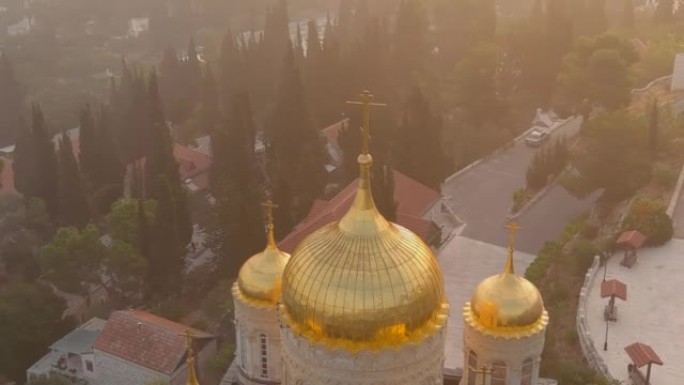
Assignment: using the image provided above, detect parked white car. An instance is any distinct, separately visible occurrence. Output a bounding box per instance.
[525,128,549,147]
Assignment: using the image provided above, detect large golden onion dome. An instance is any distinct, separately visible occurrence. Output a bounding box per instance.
[237,206,290,305]
[281,150,448,350]
[465,223,548,337]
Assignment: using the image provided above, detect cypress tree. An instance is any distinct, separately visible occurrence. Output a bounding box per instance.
[13,118,37,200]
[57,132,90,228]
[371,160,398,221]
[218,29,243,109]
[146,176,184,299]
[396,87,450,189]
[266,47,327,221]
[0,52,22,147]
[200,64,220,134]
[649,98,659,157]
[28,105,58,218]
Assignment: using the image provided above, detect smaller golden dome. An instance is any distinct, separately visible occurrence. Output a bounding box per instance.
[468,223,546,332]
[237,217,290,304]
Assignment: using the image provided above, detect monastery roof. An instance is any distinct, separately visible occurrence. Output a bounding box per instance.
[93,310,213,375]
[278,170,441,253]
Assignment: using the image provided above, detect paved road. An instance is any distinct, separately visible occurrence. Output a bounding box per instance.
[442,117,596,253]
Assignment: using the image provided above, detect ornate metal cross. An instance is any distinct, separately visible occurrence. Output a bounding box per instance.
[262,200,278,226]
[474,365,494,385]
[505,221,521,252]
[346,90,387,155]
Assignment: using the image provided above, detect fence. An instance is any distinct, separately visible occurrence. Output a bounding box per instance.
[576,255,616,382]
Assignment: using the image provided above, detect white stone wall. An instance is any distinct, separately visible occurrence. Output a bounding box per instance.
[94,350,169,385]
[280,322,447,385]
[672,54,684,91]
[233,283,283,385]
[461,322,546,385]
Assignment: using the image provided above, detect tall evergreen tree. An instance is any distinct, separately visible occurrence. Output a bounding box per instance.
[144,71,192,248]
[57,132,90,228]
[396,87,450,189]
[371,160,398,221]
[267,48,327,221]
[218,29,244,109]
[146,176,184,299]
[184,37,203,109]
[392,0,430,87]
[14,105,59,218]
[649,98,659,157]
[654,0,674,23]
[0,52,22,147]
[200,64,220,133]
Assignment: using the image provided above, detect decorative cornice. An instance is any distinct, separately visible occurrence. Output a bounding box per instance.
[463,302,548,339]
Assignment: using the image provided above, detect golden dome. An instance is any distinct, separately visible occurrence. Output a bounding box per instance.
[466,224,547,335]
[281,153,447,349]
[237,216,290,304]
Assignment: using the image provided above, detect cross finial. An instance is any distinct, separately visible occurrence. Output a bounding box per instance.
[504,222,521,274]
[262,200,279,249]
[184,329,194,355]
[346,90,387,155]
[474,366,494,385]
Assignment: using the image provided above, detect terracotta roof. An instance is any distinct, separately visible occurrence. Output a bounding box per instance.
[93,310,213,375]
[616,230,646,249]
[278,170,441,253]
[624,342,664,368]
[600,279,627,301]
[1,157,16,195]
[173,144,211,181]
[321,119,348,147]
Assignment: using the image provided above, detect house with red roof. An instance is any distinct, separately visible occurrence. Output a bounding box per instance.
[27,310,216,385]
[278,170,450,252]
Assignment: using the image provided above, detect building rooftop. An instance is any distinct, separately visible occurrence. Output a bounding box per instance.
[93,310,213,375]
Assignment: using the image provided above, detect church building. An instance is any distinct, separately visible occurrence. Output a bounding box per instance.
[226,91,549,385]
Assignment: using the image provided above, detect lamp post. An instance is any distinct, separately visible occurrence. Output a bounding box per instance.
[604,318,609,351]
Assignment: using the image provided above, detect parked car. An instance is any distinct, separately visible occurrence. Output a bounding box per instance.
[525,128,548,146]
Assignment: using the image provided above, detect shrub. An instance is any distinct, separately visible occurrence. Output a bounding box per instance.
[571,239,597,275]
[512,187,528,212]
[581,223,599,239]
[209,343,236,372]
[622,196,674,246]
[654,165,677,190]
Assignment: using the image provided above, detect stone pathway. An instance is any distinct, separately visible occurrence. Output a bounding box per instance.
[586,240,684,385]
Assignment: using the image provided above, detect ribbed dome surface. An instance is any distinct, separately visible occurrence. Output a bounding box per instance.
[280,154,446,346]
[237,225,290,304]
[470,272,544,328]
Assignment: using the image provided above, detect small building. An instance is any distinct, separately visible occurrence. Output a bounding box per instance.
[28,310,216,385]
[278,170,447,252]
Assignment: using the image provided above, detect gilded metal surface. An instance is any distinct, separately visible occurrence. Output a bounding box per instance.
[184,330,201,385]
[237,208,291,304]
[468,222,546,331]
[281,154,447,346]
[463,303,549,339]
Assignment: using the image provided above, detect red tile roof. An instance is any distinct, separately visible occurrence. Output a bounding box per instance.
[600,279,627,301]
[616,230,646,249]
[93,310,212,375]
[1,158,16,195]
[321,119,348,146]
[278,170,441,253]
[125,144,212,192]
[624,342,664,368]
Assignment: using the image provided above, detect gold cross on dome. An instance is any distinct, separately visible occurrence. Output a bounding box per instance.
[474,366,494,385]
[262,200,278,227]
[505,222,521,251]
[346,90,387,155]
[183,329,195,355]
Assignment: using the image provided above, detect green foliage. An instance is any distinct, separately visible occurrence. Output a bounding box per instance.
[571,239,598,275]
[575,111,652,201]
[154,296,186,321]
[622,196,673,246]
[27,373,80,385]
[525,241,562,285]
[106,199,157,246]
[0,52,23,148]
[526,138,569,191]
[632,34,684,86]
[512,187,529,212]
[209,343,236,373]
[57,132,90,228]
[653,165,677,190]
[554,35,637,113]
[0,283,73,383]
[40,225,105,293]
[201,280,234,323]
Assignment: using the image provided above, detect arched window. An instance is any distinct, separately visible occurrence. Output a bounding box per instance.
[467,350,478,385]
[521,358,534,385]
[259,334,268,378]
[491,361,506,385]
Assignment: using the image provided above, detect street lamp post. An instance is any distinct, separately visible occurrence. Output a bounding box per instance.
[604,318,609,351]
